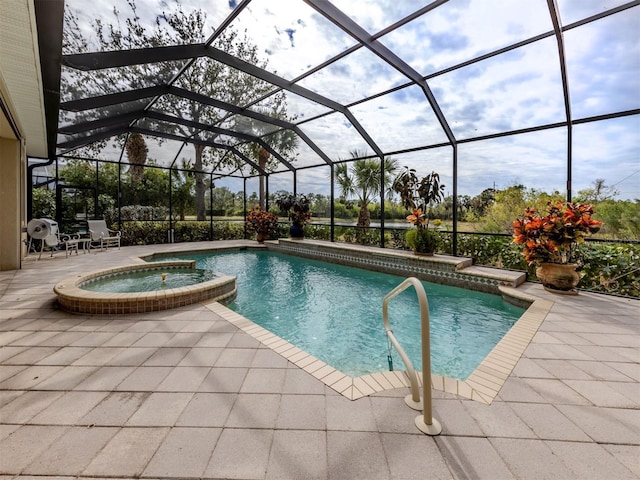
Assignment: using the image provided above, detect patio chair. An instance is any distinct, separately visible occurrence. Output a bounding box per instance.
[36,231,61,259]
[87,219,121,250]
[35,231,82,259]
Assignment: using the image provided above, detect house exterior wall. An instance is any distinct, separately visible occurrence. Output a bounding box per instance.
[0,76,27,270]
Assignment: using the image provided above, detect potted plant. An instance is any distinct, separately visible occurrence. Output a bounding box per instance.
[275,193,312,239]
[513,201,603,293]
[392,167,445,255]
[246,206,279,243]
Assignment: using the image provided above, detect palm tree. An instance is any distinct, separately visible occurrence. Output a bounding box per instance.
[335,150,399,227]
[125,133,148,182]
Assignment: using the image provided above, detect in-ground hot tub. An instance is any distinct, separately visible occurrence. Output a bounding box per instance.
[54,260,236,314]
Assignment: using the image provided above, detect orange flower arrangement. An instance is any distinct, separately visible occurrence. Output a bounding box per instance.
[246,207,279,239]
[513,201,603,265]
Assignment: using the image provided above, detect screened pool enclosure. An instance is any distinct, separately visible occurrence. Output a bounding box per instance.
[29,0,639,255]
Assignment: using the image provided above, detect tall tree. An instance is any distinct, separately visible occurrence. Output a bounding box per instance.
[171,162,195,221]
[209,186,236,216]
[62,0,298,220]
[335,150,398,227]
[469,188,496,219]
[125,133,148,182]
[576,178,619,203]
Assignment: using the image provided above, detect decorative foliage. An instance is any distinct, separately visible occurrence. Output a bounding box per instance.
[392,167,445,253]
[245,207,279,239]
[392,167,445,230]
[574,242,640,297]
[513,201,603,265]
[275,193,312,227]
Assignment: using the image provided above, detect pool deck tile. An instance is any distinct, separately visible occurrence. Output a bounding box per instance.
[292,353,316,369]
[359,374,384,392]
[322,369,347,386]
[469,370,504,390]
[353,377,377,397]
[0,240,638,479]
[273,342,296,355]
[281,344,307,358]
[302,359,328,375]
[329,375,353,394]
[369,372,395,390]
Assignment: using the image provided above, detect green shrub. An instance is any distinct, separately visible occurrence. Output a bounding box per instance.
[212,222,244,240]
[573,242,640,297]
[498,241,530,271]
[389,229,409,249]
[174,222,210,242]
[334,226,379,246]
[305,224,331,240]
[115,221,169,246]
[105,205,167,225]
[460,234,513,265]
[333,202,356,219]
[32,187,56,219]
[115,220,244,245]
[276,223,290,238]
[405,228,438,253]
[337,226,355,243]
[355,229,379,246]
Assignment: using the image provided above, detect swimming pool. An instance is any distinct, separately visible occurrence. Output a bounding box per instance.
[155,249,524,379]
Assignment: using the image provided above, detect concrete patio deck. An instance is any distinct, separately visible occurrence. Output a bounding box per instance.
[1,241,638,479]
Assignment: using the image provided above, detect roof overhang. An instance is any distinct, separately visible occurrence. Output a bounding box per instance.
[0,0,63,158]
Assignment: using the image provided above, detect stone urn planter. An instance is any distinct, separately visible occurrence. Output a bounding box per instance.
[535,263,580,295]
[256,232,268,243]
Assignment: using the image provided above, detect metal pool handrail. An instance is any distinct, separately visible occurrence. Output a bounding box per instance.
[382,277,442,436]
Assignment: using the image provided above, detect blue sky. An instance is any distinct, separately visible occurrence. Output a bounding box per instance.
[64,0,640,200]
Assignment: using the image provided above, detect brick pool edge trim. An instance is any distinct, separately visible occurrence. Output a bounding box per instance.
[53,260,236,314]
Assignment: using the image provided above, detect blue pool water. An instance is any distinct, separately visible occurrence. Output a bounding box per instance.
[155,250,524,379]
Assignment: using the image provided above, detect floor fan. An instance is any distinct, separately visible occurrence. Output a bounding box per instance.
[27,218,59,259]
